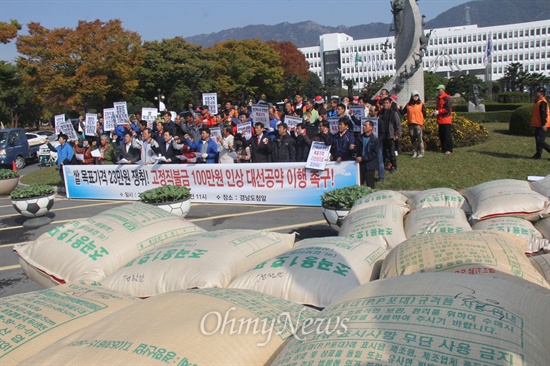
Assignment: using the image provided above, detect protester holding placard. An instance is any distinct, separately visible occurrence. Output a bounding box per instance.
[74,138,95,165]
[134,128,160,164]
[234,133,251,163]
[216,126,235,164]
[199,105,216,127]
[93,134,117,165]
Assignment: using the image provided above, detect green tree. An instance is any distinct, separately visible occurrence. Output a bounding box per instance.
[136,37,217,111]
[207,39,283,102]
[501,62,526,92]
[16,20,143,115]
[301,72,324,101]
[524,72,550,101]
[0,61,41,128]
[446,74,486,103]
[423,71,448,100]
[370,76,391,96]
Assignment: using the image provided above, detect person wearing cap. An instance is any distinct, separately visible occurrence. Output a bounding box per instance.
[403,90,426,158]
[433,84,453,155]
[314,96,324,110]
[200,105,217,128]
[531,87,550,159]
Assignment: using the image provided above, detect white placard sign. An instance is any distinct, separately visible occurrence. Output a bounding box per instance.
[251,104,269,125]
[103,108,116,131]
[209,126,222,141]
[114,102,128,125]
[202,93,218,115]
[237,123,252,139]
[326,117,339,135]
[305,141,331,171]
[284,115,302,131]
[350,106,365,118]
[59,122,78,141]
[54,114,65,134]
[142,107,158,129]
[85,113,98,136]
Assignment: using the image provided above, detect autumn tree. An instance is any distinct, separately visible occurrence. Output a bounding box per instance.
[16,19,143,114]
[267,41,310,99]
[207,39,283,102]
[136,37,217,111]
[0,20,21,44]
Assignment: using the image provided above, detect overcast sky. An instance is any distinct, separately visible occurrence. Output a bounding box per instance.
[0,0,472,62]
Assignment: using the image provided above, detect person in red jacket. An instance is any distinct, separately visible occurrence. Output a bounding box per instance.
[432,84,453,155]
[531,87,550,159]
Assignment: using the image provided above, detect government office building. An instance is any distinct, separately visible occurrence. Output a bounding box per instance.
[298,19,550,88]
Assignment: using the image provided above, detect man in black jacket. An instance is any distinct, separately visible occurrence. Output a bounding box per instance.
[354,120,379,188]
[379,97,402,173]
[250,122,272,163]
[271,123,296,162]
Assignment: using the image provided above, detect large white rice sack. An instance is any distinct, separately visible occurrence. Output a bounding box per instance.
[102,229,295,297]
[463,179,550,221]
[379,231,549,289]
[535,217,550,239]
[339,204,409,250]
[530,174,550,198]
[14,203,205,286]
[271,273,550,366]
[19,289,319,366]
[404,206,472,238]
[349,190,408,214]
[530,253,550,282]
[406,187,468,211]
[0,281,137,366]
[228,237,388,308]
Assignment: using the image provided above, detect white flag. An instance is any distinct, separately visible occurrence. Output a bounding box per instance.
[483,34,493,66]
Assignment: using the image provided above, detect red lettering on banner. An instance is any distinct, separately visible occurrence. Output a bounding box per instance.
[264,168,285,188]
[192,169,224,187]
[286,168,308,188]
[309,168,335,189]
[173,170,191,187]
[226,169,245,187]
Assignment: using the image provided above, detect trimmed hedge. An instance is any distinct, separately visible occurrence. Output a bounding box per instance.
[453,103,530,112]
[497,92,530,103]
[509,105,533,136]
[455,111,514,123]
[399,111,489,152]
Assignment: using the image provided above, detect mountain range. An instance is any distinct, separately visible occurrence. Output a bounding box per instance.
[185,0,550,48]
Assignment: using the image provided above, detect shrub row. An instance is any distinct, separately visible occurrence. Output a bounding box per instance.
[497,92,531,103]
[452,103,530,112]
[455,111,514,123]
[399,111,489,152]
[509,105,534,136]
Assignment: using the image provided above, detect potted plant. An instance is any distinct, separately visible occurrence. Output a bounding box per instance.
[321,185,374,231]
[11,184,55,218]
[0,168,20,195]
[139,185,192,217]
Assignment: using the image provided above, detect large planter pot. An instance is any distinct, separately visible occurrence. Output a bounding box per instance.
[12,193,55,218]
[322,205,351,232]
[0,177,19,195]
[147,197,191,218]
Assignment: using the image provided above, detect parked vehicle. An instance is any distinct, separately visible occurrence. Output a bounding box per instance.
[25,133,48,147]
[0,128,41,169]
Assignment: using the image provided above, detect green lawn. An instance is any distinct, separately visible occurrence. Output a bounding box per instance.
[19,122,550,191]
[379,122,550,191]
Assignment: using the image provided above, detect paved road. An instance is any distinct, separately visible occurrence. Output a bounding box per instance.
[1,161,335,298]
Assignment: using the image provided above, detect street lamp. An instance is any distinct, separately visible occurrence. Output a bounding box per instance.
[154,88,165,111]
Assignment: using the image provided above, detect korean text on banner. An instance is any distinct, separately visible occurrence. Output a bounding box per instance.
[202,93,218,115]
[63,162,359,206]
[142,108,158,129]
[85,113,97,136]
[305,141,331,170]
[103,108,116,131]
[113,102,128,126]
[251,104,269,125]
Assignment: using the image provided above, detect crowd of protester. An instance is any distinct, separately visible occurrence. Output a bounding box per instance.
[50,89,447,189]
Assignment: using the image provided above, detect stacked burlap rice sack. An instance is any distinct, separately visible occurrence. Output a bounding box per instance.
[0,281,138,365]
[270,273,550,366]
[14,203,206,286]
[464,179,550,254]
[18,288,319,366]
[229,237,388,308]
[102,229,296,297]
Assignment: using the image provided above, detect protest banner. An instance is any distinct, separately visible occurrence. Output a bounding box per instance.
[103,108,116,131]
[284,116,302,132]
[114,102,128,125]
[54,114,65,134]
[251,104,269,125]
[326,117,339,134]
[305,141,331,170]
[63,162,359,206]
[85,113,97,136]
[202,93,218,115]
[142,107,158,129]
